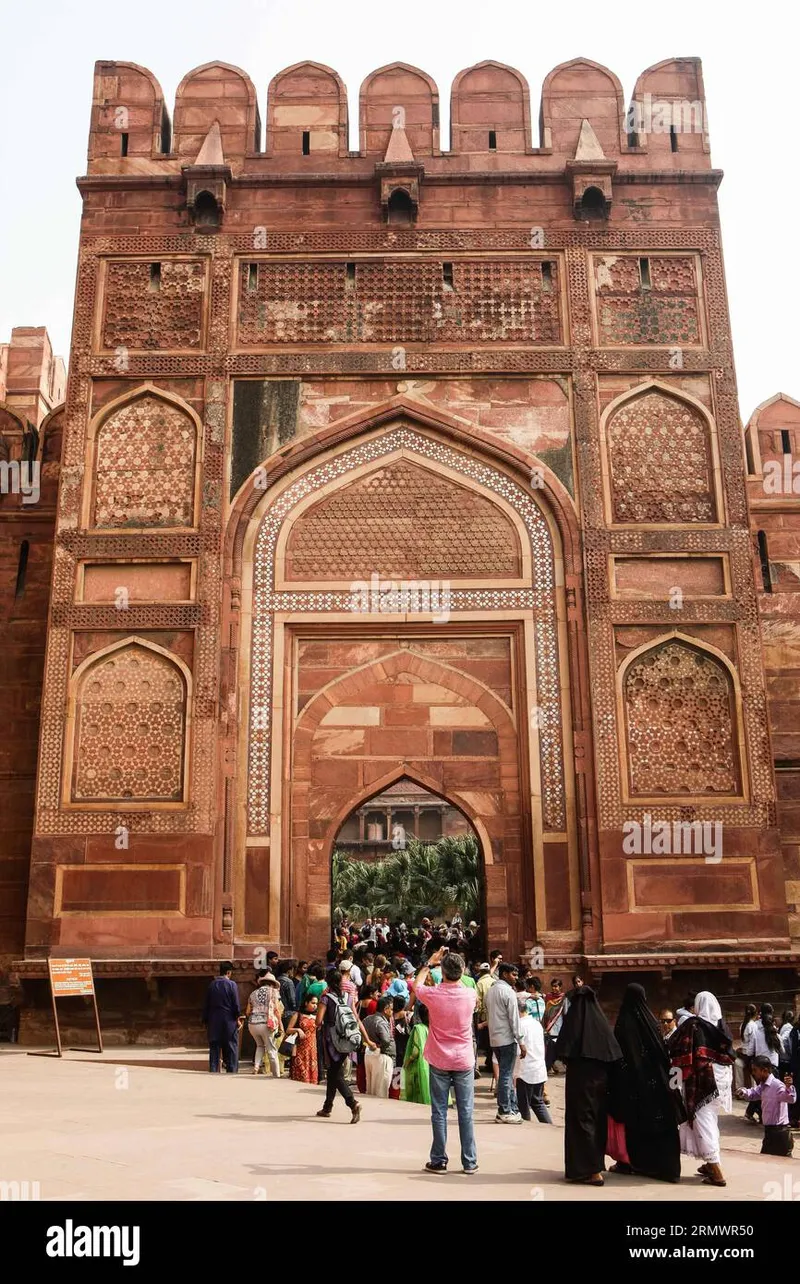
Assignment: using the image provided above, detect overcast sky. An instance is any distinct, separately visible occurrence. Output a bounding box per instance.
[1,0,797,421]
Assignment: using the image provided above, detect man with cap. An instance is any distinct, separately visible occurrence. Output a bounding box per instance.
[485,962,526,1122]
[339,959,359,1009]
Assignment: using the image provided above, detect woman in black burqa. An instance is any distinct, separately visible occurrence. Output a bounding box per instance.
[554,985,621,1186]
[608,982,685,1182]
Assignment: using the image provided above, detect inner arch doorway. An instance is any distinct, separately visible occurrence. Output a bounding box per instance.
[332,776,487,960]
[235,414,582,960]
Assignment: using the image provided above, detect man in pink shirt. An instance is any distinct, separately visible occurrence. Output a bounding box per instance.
[414,946,478,1174]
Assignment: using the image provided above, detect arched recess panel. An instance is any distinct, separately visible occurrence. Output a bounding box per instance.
[90,391,197,529]
[283,457,523,581]
[605,387,717,524]
[70,642,188,803]
[236,420,583,958]
[622,639,741,798]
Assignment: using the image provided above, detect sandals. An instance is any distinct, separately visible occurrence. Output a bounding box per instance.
[701,1163,727,1187]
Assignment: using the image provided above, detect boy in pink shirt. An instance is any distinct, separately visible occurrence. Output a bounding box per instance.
[736,1054,796,1156]
[414,947,478,1174]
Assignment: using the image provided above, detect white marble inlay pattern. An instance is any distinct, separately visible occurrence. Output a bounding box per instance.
[248,427,565,833]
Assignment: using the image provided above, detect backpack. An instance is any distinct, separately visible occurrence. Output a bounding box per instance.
[332,998,362,1054]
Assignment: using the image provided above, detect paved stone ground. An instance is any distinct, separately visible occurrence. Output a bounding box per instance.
[1,1047,797,1202]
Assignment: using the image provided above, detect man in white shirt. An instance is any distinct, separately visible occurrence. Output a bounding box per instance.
[515,994,552,1123]
[341,950,363,988]
[486,962,526,1122]
[742,1006,780,1122]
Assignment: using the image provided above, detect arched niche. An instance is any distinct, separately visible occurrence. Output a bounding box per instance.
[66,638,191,805]
[84,384,201,531]
[601,381,721,526]
[618,633,746,802]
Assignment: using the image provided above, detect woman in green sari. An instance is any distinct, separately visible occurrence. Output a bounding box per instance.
[402,1007,431,1105]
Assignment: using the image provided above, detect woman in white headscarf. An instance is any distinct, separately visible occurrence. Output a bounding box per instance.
[667,990,734,1187]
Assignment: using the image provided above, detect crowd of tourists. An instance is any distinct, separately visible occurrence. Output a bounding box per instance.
[333,916,483,965]
[202,940,800,1184]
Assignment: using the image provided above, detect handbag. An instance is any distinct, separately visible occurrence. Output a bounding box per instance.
[279,1029,299,1058]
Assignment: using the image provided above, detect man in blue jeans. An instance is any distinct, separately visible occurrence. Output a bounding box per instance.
[414,946,478,1174]
[486,962,526,1121]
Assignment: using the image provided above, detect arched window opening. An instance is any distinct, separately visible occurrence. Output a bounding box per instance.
[579,186,608,221]
[387,188,415,227]
[193,191,221,231]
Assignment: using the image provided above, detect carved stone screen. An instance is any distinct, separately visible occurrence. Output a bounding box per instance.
[92,394,197,529]
[607,390,716,524]
[72,645,187,803]
[624,641,739,797]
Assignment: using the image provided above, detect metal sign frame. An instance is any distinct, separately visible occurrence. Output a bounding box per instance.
[29,958,104,1057]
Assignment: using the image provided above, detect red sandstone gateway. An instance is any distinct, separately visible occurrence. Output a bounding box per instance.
[2,55,799,1041]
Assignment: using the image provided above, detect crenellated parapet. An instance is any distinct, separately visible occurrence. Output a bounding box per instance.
[86,55,713,173]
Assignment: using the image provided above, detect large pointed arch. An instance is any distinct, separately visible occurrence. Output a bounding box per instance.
[283,648,526,952]
[228,400,587,958]
[225,393,581,574]
[240,419,565,835]
[274,448,529,588]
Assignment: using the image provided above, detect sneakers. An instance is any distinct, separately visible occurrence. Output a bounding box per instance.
[495,1112,524,1124]
[425,1162,448,1174]
[462,1166,479,1174]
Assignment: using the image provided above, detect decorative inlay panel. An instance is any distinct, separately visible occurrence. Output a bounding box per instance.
[101,259,207,351]
[249,425,565,833]
[73,645,187,802]
[92,394,197,529]
[607,391,716,524]
[594,254,701,346]
[236,258,562,346]
[624,641,739,797]
[285,459,522,581]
